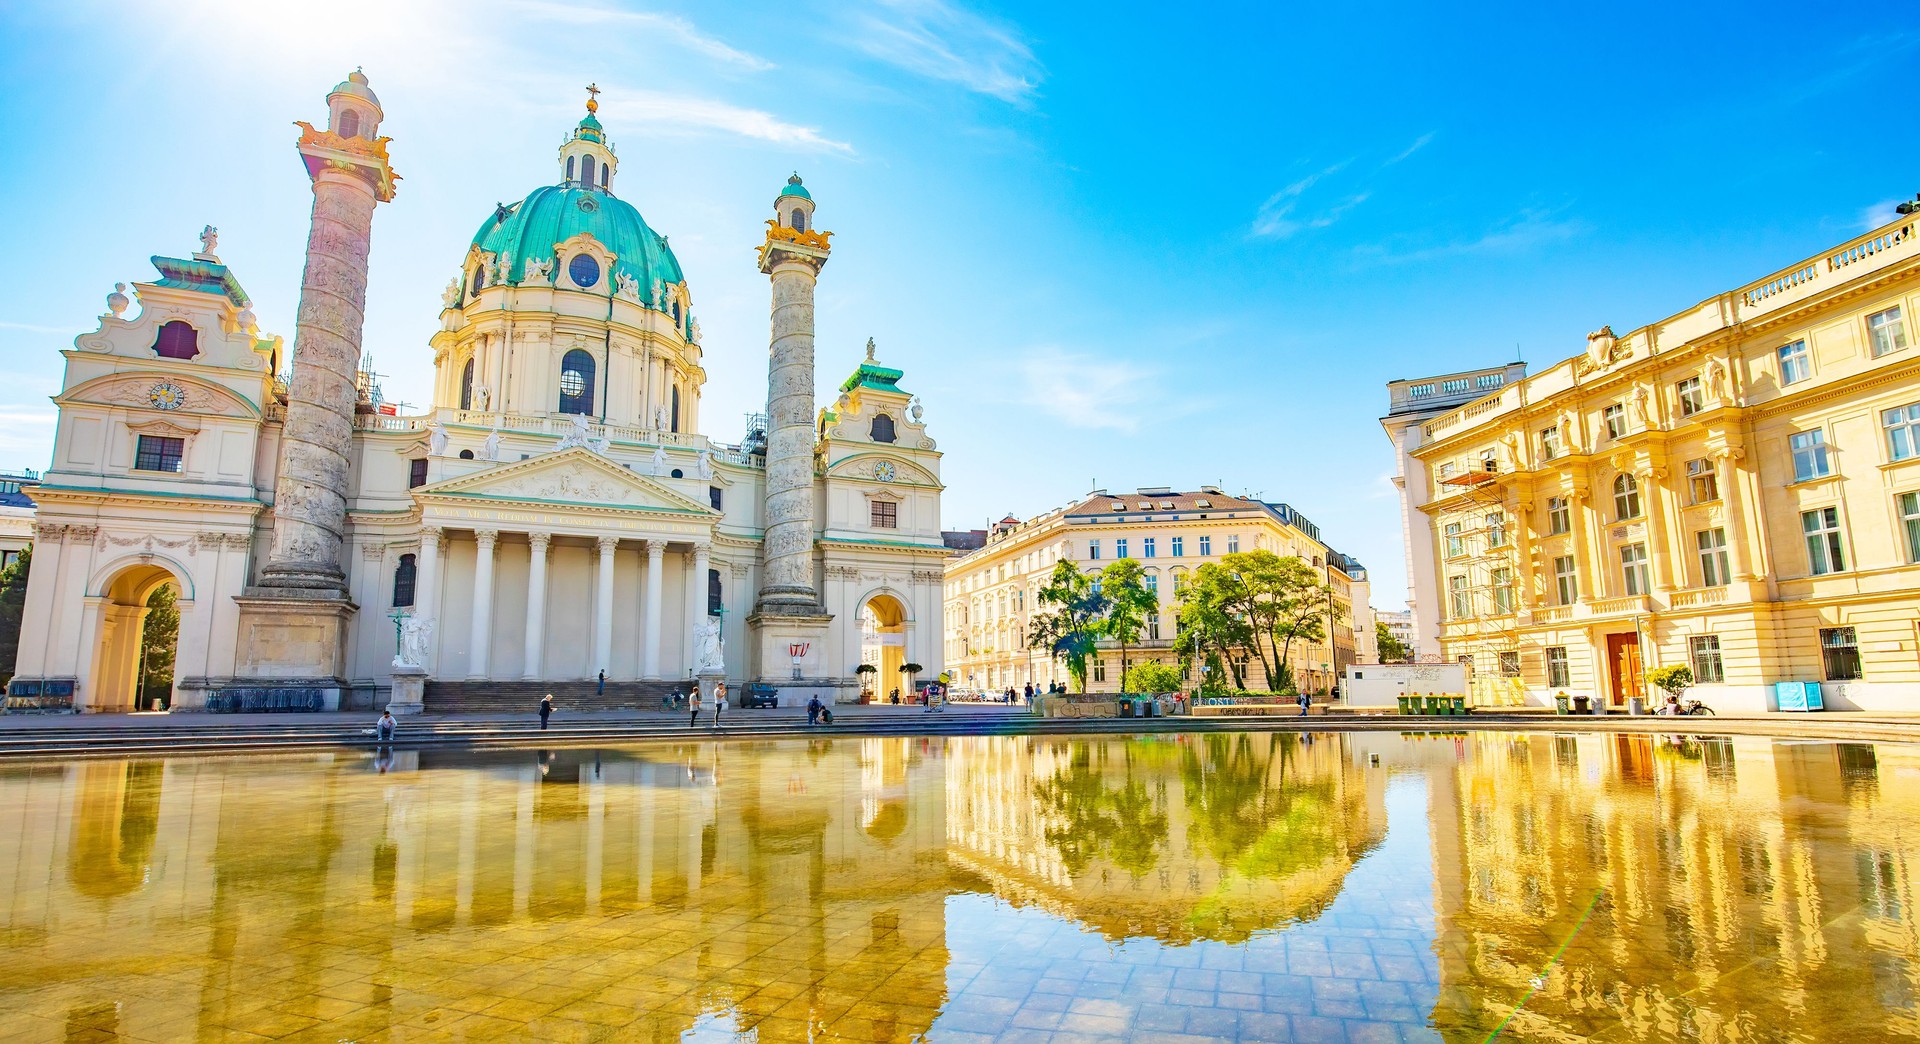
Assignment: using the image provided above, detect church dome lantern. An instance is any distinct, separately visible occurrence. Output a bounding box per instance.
[776,173,815,233]
[325,68,382,140]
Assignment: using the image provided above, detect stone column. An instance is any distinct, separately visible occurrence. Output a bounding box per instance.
[231,74,397,708]
[467,530,498,680]
[1716,448,1757,581]
[754,254,828,614]
[594,536,618,677]
[642,539,666,680]
[415,526,442,625]
[1639,468,1674,594]
[692,542,712,622]
[522,533,551,680]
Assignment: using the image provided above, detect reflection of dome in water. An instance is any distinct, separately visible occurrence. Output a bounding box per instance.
[863,798,909,844]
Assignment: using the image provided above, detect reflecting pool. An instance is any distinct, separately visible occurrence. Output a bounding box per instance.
[1,731,1917,1042]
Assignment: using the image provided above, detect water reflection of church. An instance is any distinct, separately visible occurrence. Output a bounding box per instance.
[4,733,1917,1040]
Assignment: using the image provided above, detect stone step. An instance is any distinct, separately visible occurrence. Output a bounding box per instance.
[423,679,686,714]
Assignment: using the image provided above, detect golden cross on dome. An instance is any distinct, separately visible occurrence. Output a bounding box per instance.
[585,83,601,112]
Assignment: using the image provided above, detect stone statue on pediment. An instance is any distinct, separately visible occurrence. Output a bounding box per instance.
[426,422,448,456]
[441,278,461,308]
[697,449,713,479]
[482,427,501,461]
[651,445,668,476]
[557,414,592,450]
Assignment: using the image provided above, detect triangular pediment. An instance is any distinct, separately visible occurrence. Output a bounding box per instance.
[414,447,718,516]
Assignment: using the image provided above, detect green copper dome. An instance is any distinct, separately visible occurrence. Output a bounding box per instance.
[574,113,604,142]
[778,173,811,201]
[469,185,684,292]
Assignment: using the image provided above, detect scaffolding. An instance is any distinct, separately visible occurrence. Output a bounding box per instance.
[1437,462,1529,707]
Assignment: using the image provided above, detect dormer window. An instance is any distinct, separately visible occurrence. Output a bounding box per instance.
[153,321,199,360]
[339,109,361,139]
[568,254,600,288]
[870,413,896,443]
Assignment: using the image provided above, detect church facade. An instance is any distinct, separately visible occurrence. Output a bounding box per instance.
[7,74,947,713]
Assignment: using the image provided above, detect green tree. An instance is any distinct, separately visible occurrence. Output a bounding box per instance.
[1225,551,1336,693]
[1027,560,1109,693]
[0,544,30,690]
[137,583,179,708]
[1648,664,1692,699]
[1098,558,1158,684]
[1173,562,1254,688]
[1375,621,1408,663]
[1122,661,1183,694]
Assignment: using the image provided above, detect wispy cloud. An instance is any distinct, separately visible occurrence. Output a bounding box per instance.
[1250,162,1368,240]
[1351,208,1588,266]
[609,88,854,153]
[1861,198,1909,232]
[504,1,774,70]
[1013,348,1157,431]
[849,0,1043,104]
[1386,131,1436,165]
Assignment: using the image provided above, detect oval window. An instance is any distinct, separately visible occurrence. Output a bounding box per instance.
[560,368,587,397]
[569,254,601,288]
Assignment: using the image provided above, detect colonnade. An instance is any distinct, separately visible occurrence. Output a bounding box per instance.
[413,525,712,681]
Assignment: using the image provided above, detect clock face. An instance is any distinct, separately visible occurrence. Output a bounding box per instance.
[148,382,186,411]
[873,461,897,483]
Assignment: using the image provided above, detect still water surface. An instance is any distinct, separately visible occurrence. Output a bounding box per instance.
[1,731,1916,1042]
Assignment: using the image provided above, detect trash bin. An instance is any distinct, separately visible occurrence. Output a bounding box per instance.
[1572,695,1591,714]
[1396,695,1412,715]
[1450,696,1467,715]
[1554,695,1570,715]
[1119,699,1134,718]
[1424,696,1444,715]
[1628,696,1645,716]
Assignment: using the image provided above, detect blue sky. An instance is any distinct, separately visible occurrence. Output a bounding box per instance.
[3,1,1917,609]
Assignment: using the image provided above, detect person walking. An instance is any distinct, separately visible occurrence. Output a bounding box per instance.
[376,710,396,743]
[688,688,702,729]
[596,670,606,698]
[539,694,553,730]
[1298,690,1311,718]
[713,683,728,731]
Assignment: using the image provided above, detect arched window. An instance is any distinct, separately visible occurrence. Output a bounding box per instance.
[870,413,896,443]
[392,553,417,607]
[339,109,361,139]
[1613,472,1642,520]
[581,156,595,187]
[152,321,199,360]
[472,265,486,294]
[792,209,806,232]
[566,156,575,182]
[559,348,595,415]
[600,164,609,189]
[459,358,475,410]
[670,385,681,432]
[458,448,475,460]
[708,568,723,616]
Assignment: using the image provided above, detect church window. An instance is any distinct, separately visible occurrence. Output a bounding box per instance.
[472,265,486,294]
[709,486,723,510]
[870,413,897,443]
[134,435,185,473]
[568,253,601,288]
[671,385,681,433]
[870,499,898,529]
[338,109,361,139]
[558,349,595,415]
[408,458,428,488]
[152,321,199,360]
[670,469,684,479]
[708,568,723,616]
[792,209,806,232]
[458,449,475,460]
[392,553,416,607]
[600,164,609,189]
[459,358,475,410]
[566,156,575,182]
[581,155,596,187]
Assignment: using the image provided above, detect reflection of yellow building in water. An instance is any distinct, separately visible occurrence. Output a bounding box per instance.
[1413,732,1920,1041]
[945,733,1387,944]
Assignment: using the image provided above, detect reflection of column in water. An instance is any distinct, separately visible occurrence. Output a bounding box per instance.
[586,763,604,914]
[513,765,535,917]
[455,774,478,927]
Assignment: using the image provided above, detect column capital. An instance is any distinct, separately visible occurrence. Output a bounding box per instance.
[641,538,667,557]
[597,535,621,555]
[475,528,500,550]
[420,525,444,548]
[360,543,387,561]
[528,531,552,553]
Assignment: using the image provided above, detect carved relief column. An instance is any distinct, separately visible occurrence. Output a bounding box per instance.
[467,529,499,680]
[641,539,665,680]
[754,196,830,616]
[594,536,618,678]
[1513,496,1538,611]
[522,533,551,680]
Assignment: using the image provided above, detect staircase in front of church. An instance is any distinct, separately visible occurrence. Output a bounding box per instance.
[423,679,687,715]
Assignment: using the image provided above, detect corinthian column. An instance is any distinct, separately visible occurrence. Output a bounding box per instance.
[522,532,551,680]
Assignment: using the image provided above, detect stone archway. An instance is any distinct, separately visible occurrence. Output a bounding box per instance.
[91,563,182,713]
[860,592,910,704]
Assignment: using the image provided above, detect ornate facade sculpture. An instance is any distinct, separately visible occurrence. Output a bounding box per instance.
[523,257,553,283]
[394,615,434,670]
[696,617,725,673]
[651,445,668,476]
[556,414,592,449]
[426,421,448,456]
[482,427,501,461]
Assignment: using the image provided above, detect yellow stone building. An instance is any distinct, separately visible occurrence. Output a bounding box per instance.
[942,487,1367,694]
[1408,210,1920,711]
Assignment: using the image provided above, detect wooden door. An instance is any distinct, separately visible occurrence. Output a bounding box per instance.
[1606,632,1643,707]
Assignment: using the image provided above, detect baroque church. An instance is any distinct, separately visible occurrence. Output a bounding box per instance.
[7,73,948,713]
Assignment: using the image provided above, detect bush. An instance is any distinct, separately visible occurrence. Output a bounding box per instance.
[1648,665,1693,697]
[1121,662,1183,693]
